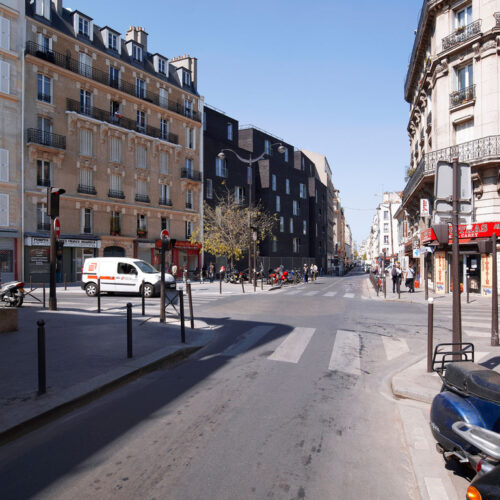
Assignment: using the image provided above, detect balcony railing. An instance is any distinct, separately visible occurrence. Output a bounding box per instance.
[450,85,476,108]
[27,128,66,150]
[37,178,51,187]
[180,168,201,181]
[67,98,179,145]
[159,198,173,206]
[37,222,51,231]
[403,135,500,202]
[135,194,150,203]
[26,41,201,123]
[426,111,432,129]
[77,184,97,195]
[442,20,481,51]
[108,189,125,199]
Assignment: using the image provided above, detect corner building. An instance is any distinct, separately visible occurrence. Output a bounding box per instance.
[399,0,500,295]
[24,0,203,281]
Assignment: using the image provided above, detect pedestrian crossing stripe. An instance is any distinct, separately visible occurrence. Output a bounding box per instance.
[343,293,355,298]
[221,325,274,357]
[324,292,337,297]
[268,327,316,364]
[328,330,361,375]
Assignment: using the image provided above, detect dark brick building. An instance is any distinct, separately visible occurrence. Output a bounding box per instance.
[203,105,329,270]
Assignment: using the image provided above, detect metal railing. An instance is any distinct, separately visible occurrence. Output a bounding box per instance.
[26,41,201,123]
[108,189,125,199]
[27,128,66,149]
[37,178,51,187]
[37,222,51,231]
[442,20,481,51]
[135,194,150,203]
[450,85,476,108]
[66,98,179,145]
[180,168,201,181]
[77,184,97,195]
[403,135,500,202]
[159,198,173,206]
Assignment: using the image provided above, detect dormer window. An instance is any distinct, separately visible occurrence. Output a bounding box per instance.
[158,59,166,75]
[132,44,143,62]
[35,0,50,20]
[79,17,90,37]
[108,32,117,51]
[183,70,191,86]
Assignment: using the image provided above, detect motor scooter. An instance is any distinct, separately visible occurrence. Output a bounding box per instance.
[0,280,25,307]
[430,343,500,473]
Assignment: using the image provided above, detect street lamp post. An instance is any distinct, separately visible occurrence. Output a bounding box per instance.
[252,227,258,292]
[218,143,286,279]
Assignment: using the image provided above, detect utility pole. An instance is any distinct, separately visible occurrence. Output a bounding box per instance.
[451,157,462,344]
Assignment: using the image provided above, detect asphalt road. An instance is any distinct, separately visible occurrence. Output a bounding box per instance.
[0,272,435,499]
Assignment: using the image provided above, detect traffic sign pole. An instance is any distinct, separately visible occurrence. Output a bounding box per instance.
[452,157,462,347]
[159,230,169,324]
[49,217,57,310]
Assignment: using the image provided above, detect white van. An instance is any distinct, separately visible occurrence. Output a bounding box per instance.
[81,257,176,297]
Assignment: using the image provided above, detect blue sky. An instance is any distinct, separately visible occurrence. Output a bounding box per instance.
[71,0,424,245]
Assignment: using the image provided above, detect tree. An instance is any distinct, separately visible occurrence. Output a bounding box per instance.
[191,190,277,269]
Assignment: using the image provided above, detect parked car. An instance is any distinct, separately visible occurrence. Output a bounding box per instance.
[81,257,176,297]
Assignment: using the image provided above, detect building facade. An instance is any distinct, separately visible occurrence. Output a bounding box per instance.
[400,0,500,294]
[0,0,24,282]
[24,0,202,281]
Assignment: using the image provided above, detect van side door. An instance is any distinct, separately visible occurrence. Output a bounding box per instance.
[115,262,139,293]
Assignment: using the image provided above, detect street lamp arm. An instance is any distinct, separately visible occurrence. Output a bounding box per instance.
[218,148,261,164]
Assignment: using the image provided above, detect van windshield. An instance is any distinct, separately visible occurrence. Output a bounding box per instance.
[134,261,159,274]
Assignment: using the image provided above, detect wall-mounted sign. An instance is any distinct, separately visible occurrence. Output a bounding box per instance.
[420,199,430,217]
[421,221,500,244]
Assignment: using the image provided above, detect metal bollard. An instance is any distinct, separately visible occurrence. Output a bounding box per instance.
[427,298,434,373]
[30,274,33,291]
[97,278,101,313]
[397,276,401,299]
[241,276,245,293]
[64,273,67,291]
[37,319,46,395]
[219,274,222,295]
[261,275,264,290]
[186,282,194,329]
[466,274,470,304]
[42,283,46,308]
[179,289,186,343]
[383,275,386,299]
[141,279,145,316]
[127,302,133,358]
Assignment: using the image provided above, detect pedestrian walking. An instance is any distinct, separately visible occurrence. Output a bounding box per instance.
[405,262,416,293]
[171,263,178,279]
[209,262,215,283]
[303,263,309,283]
[313,264,318,280]
[392,262,402,293]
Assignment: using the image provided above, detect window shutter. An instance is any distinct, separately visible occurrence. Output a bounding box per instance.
[0,16,10,51]
[43,0,50,19]
[0,149,8,182]
[80,208,85,233]
[0,61,10,94]
[0,193,8,227]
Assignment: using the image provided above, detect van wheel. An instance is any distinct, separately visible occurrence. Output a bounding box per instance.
[85,282,98,297]
[143,283,154,298]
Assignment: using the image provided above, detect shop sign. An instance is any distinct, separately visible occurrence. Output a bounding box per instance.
[421,222,500,244]
[420,199,430,217]
[29,247,49,265]
[435,251,446,293]
[482,254,493,296]
[25,237,100,248]
[137,242,154,248]
[174,240,202,250]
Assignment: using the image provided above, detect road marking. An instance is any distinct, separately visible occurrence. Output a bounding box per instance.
[285,289,301,295]
[268,327,316,364]
[360,295,369,300]
[324,291,337,297]
[424,477,450,500]
[463,328,490,338]
[328,330,361,376]
[221,325,274,357]
[381,336,409,361]
[343,293,355,298]
[304,291,319,296]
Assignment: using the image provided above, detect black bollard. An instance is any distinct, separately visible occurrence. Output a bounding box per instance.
[397,275,401,299]
[97,278,101,313]
[427,298,434,373]
[186,282,194,329]
[64,273,67,291]
[42,283,46,308]
[37,320,46,395]
[179,289,186,343]
[219,274,222,295]
[241,276,245,293]
[127,302,133,358]
[141,279,145,316]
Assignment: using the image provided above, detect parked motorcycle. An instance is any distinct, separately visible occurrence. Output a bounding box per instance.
[430,343,500,475]
[0,281,25,307]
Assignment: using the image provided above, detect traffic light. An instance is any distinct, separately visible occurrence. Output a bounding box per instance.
[47,187,66,217]
[56,239,64,260]
[169,238,176,251]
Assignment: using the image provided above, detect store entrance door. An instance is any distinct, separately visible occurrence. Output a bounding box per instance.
[465,254,481,293]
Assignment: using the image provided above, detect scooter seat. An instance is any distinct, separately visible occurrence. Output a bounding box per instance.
[445,362,500,404]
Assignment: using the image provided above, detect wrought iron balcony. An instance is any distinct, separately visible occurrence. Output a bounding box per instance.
[180,168,201,181]
[135,194,151,203]
[66,98,179,145]
[159,198,173,206]
[26,41,201,123]
[450,85,476,108]
[77,184,97,195]
[108,189,125,199]
[442,20,481,51]
[426,111,432,131]
[27,128,66,149]
[403,135,500,202]
[37,178,51,187]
